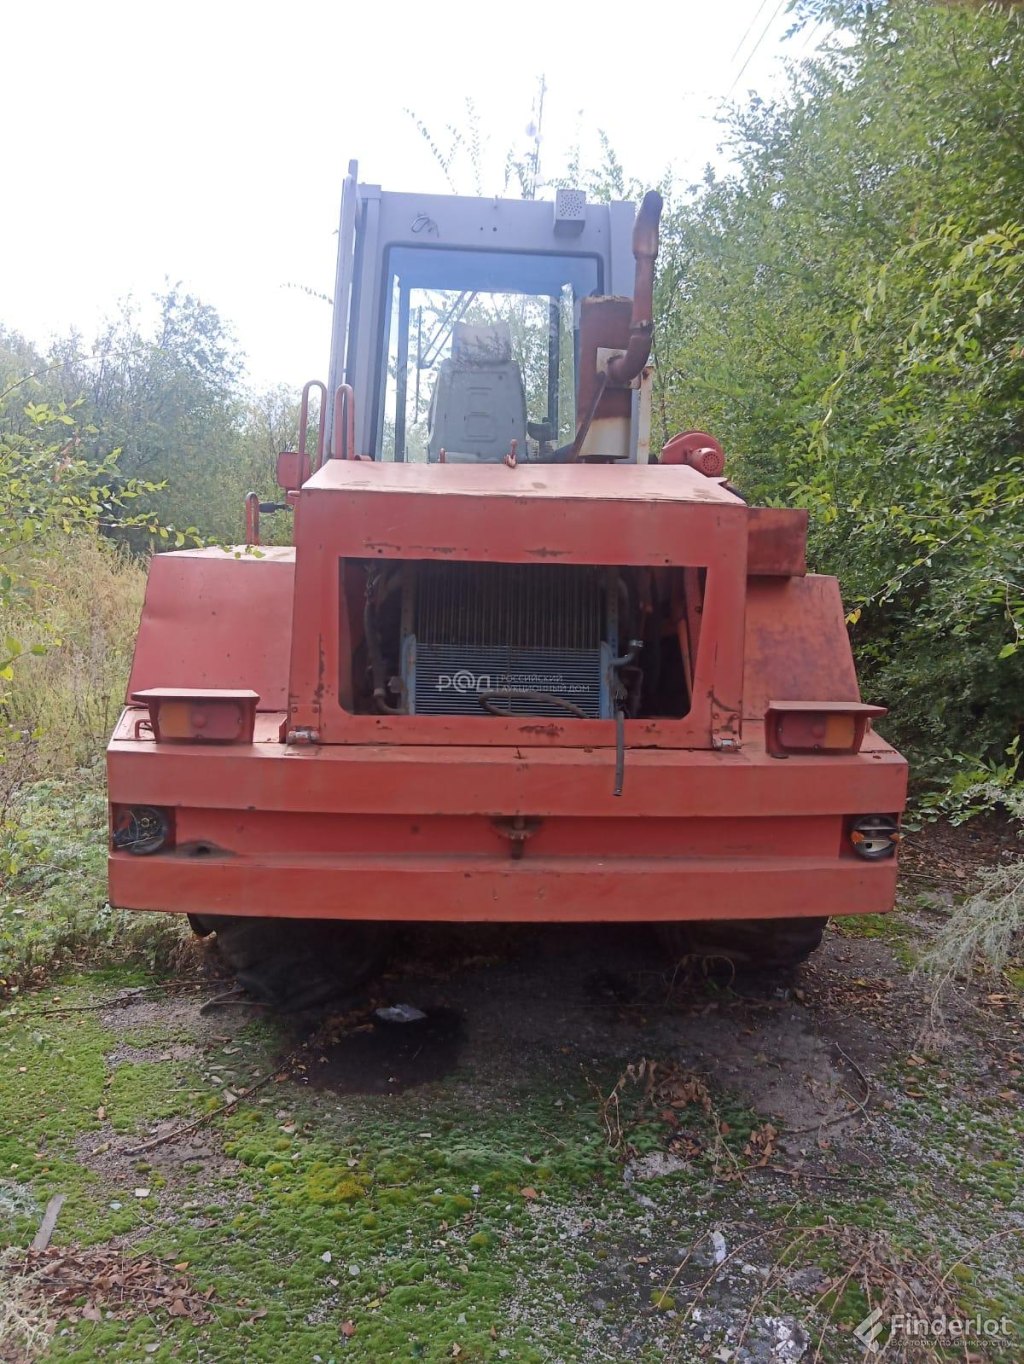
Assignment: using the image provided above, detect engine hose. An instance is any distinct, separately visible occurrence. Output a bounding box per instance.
[373,687,402,716]
[478,689,589,720]
[614,709,626,797]
[363,595,403,715]
[610,640,642,670]
[609,642,643,798]
[609,639,644,717]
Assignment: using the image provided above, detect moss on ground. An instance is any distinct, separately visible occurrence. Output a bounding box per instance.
[3,956,1023,1362]
[2,979,633,1361]
[832,911,917,966]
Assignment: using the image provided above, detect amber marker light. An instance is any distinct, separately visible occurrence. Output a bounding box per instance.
[131,688,259,744]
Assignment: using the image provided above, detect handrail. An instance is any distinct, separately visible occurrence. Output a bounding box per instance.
[332,383,356,460]
[298,380,328,472]
[244,491,261,545]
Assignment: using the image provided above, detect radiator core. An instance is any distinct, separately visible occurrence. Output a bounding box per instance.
[401,562,616,718]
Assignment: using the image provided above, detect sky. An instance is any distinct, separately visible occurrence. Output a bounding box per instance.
[2,0,816,390]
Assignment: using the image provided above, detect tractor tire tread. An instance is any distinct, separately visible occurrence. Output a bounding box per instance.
[659,916,828,972]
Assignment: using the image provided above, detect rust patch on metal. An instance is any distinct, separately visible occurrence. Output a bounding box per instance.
[315,637,326,704]
[176,840,234,858]
[492,815,541,860]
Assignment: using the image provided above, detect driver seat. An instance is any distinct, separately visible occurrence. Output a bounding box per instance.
[427,322,527,463]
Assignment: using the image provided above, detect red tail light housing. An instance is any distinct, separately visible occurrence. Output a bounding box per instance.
[766,701,886,756]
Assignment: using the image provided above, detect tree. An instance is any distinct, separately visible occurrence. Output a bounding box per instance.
[651,0,1024,783]
[48,286,249,543]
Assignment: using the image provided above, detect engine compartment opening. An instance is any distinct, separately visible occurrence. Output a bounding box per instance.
[345,558,700,721]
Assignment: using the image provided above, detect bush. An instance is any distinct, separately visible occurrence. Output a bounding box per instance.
[921,784,1024,986]
[653,0,1024,791]
[0,536,145,772]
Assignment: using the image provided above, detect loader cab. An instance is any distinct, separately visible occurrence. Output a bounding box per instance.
[326,161,638,463]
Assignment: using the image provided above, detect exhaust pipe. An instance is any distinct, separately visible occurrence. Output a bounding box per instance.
[605,190,663,387]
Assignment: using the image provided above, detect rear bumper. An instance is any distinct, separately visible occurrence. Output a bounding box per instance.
[107,710,906,923]
[110,851,896,922]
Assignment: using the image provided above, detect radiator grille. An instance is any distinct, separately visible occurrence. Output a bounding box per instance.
[404,563,612,718]
[415,563,603,649]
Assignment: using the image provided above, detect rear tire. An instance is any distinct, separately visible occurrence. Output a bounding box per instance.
[659,916,828,972]
[198,916,391,1012]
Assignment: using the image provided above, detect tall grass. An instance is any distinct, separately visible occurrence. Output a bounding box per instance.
[0,536,187,991]
[0,535,145,772]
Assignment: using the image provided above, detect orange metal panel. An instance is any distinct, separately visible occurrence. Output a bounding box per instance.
[171,810,848,859]
[108,717,907,820]
[128,548,294,711]
[305,457,744,511]
[109,851,897,923]
[112,466,905,930]
[108,708,906,924]
[287,462,749,747]
[743,575,860,720]
[746,508,808,576]
[313,461,744,568]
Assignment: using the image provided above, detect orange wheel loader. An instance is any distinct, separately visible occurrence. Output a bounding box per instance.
[107,164,907,1008]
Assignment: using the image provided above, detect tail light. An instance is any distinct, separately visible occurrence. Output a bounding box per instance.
[766,701,886,756]
[111,805,172,855]
[849,814,902,860]
[132,689,259,744]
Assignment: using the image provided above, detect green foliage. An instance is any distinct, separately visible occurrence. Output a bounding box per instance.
[803,216,1024,783]
[654,0,1024,789]
[46,288,267,544]
[919,738,1022,824]
[0,397,163,605]
[0,390,165,774]
[2,288,301,549]
[0,770,186,992]
[0,535,146,771]
[0,305,293,993]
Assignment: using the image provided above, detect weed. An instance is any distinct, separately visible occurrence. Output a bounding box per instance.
[0,1246,52,1361]
[921,853,1024,987]
[0,769,187,994]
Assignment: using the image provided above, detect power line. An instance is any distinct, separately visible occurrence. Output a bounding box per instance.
[731,0,773,64]
[801,18,827,52]
[727,0,789,97]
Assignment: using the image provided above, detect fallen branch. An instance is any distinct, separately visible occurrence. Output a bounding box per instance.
[13,981,216,1018]
[199,987,267,1015]
[29,1194,65,1252]
[738,1165,851,1183]
[783,1041,871,1136]
[123,1055,295,1157]
[122,1017,346,1156]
